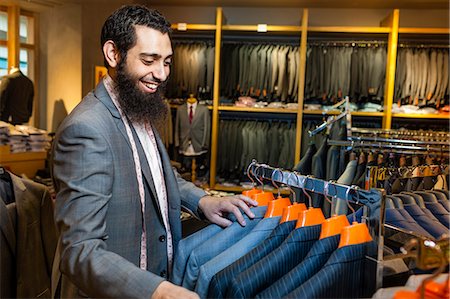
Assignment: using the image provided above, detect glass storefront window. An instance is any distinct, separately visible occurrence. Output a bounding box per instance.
[20,15,34,44]
[0,11,6,41]
[0,46,7,77]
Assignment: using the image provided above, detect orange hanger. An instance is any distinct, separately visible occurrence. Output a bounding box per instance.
[264,169,291,218]
[320,214,350,239]
[318,181,350,239]
[280,202,307,223]
[242,161,262,199]
[265,196,291,218]
[394,279,450,299]
[296,207,326,228]
[338,186,372,248]
[293,175,325,228]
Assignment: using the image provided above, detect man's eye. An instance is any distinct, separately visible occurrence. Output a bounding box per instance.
[164,60,172,66]
[143,60,154,65]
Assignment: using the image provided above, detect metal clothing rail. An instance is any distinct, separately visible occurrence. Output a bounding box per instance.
[348,136,449,146]
[350,128,450,140]
[248,160,386,291]
[327,140,449,153]
[308,97,351,137]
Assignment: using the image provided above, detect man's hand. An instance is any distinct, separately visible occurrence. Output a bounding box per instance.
[152,281,199,299]
[198,195,258,227]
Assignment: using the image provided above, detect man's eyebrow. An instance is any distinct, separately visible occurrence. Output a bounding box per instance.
[140,53,173,59]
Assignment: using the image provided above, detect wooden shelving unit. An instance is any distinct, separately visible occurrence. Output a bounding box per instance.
[171,7,449,192]
[0,145,47,178]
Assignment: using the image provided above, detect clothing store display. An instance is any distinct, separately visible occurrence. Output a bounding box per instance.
[0,68,35,125]
[0,170,57,298]
[167,42,215,99]
[256,234,340,298]
[284,241,377,298]
[208,220,297,298]
[181,206,267,290]
[395,48,449,106]
[226,224,321,298]
[175,103,211,155]
[194,215,282,298]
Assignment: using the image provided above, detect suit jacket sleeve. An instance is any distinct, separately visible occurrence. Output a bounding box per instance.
[172,167,207,219]
[52,121,165,298]
[0,77,10,115]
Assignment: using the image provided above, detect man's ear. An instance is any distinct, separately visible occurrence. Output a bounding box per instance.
[103,40,120,68]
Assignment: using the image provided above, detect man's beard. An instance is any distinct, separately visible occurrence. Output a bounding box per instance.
[115,59,168,129]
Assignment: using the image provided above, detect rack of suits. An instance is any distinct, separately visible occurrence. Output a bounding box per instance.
[305,42,386,106]
[220,43,300,102]
[166,41,215,100]
[216,117,296,184]
[0,167,57,298]
[172,161,385,298]
[394,46,449,109]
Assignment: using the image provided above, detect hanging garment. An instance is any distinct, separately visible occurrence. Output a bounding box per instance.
[284,241,377,299]
[207,220,297,298]
[0,171,57,298]
[225,224,321,298]
[194,216,282,298]
[172,223,223,285]
[256,234,341,299]
[175,103,211,155]
[181,206,266,290]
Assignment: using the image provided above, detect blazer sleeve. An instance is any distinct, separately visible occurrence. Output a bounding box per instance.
[172,167,207,219]
[52,121,165,298]
[202,106,211,150]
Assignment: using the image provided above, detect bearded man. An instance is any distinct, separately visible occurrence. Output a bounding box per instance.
[51,5,257,299]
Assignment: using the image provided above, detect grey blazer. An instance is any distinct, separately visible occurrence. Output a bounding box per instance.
[51,82,207,298]
[174,103,211,154]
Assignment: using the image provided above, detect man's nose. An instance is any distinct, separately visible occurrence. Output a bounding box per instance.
[153,62,169,82]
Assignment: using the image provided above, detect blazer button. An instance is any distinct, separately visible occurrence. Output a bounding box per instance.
[159,235,166,242]
[160,270,167,278]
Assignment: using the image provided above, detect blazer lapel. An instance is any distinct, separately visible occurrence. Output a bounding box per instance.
[94,81,133,152]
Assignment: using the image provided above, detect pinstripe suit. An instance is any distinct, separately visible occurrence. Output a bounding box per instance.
[195,216,281,298]
[256,234,340,299]
[284,241,377,299]
[226,224,321,298]
[208,220,297,298]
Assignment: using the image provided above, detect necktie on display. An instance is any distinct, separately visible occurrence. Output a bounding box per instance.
[189,105,194,124]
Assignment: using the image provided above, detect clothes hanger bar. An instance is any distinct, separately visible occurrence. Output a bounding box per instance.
[249,161,382,208]
[349,136,449,146]
[327,140,449,152]
[350,128,449,138]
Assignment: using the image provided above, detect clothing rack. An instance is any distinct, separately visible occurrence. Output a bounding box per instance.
[307,40,388,47]
[248,160,386,292]
[327,139,449,155]
[308,96,352,137]
[350,128,450,141]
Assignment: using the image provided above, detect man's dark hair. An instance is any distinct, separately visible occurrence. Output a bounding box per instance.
[101,5,171,67]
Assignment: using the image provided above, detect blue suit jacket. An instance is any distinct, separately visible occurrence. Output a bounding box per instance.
[207,220,296,298]
[226,224,321,298]
[256,234,340,299]
[284,241,377,299]
[172,223,223,285]
[181,206,266,290]
[194,216,281,298]
[403,204,448,239]
[385,208,433,238]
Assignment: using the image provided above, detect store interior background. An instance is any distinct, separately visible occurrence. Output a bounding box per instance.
[1,0,448,132]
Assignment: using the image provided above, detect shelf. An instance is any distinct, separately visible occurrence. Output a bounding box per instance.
[171,23,216,31]
[218,106,298,114]
[398,27,450,34]
[0,145,47,178]
[303,110,384,117]
[392,113,450,119]
[222,24,302,32]
[308,26,391,34]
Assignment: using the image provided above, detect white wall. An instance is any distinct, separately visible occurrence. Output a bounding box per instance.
[39,3,82,131]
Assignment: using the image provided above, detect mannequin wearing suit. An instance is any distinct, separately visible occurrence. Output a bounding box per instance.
[0,67,35,125]
[51,5,256,299]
